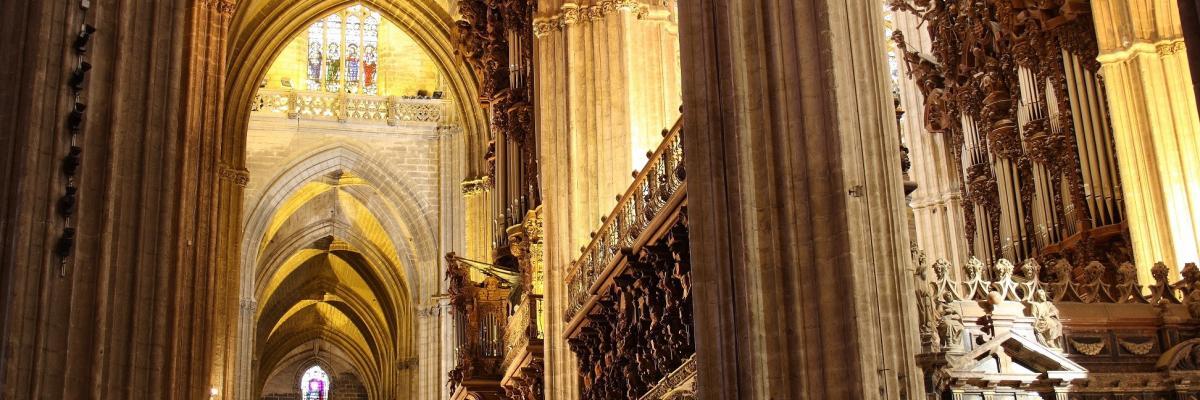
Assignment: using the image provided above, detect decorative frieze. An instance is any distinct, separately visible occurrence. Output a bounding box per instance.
[912,252,1200,398]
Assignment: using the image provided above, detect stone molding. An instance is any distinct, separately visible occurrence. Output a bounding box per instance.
[1094,39,1189,63]
[533,1,651,38]
[217,163,250,187]
[202,0,235,15]
[239,298,257,312]
[461,176,492,195]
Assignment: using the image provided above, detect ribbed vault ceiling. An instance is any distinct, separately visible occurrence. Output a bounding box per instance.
[251,169,415,399]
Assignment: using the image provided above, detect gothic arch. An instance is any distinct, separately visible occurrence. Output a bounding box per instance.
[238,143,435,399]
[242,144,436,301]
[224,0,488,175]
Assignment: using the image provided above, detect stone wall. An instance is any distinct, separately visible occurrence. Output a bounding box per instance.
[242,116,441,218]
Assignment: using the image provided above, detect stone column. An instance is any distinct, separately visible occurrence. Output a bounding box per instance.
[533,1,681,398]
[679,1,923,398]
[894,10,970,272]
[0,0,236,398]
[1091,0,1200,282]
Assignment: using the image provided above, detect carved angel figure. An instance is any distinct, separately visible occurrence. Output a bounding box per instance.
[1115,262,1147,303]
[931,258,961,300]
[1150,261,1181,304]
[1017,259,1042,300]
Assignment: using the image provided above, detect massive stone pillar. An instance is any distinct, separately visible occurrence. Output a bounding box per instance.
[679,1,922,398]
[1091,0,1200,282]
[0,0,235,398]
[894,10,970,271]
[533,1,681,398]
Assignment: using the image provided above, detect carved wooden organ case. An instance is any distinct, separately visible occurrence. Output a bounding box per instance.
[891,0,1129,267]
[455,0,541,242]
[446,254,512,399]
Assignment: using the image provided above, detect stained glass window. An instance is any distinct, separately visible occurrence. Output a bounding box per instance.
[306,4,383,94]
[300,365,330,400]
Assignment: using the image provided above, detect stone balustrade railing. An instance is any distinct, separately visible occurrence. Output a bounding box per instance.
[250,88,449,125]
[564,121,685,324]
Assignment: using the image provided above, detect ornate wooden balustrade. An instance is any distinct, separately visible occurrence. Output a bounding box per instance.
[500,209,545,400]
[500,293,543,400]
[564,120,696,400]
[250,88,449,125]
[911,251,1200,398]
[564,122,685,324]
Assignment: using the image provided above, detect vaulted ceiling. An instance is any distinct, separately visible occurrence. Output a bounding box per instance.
[249,168,418,399]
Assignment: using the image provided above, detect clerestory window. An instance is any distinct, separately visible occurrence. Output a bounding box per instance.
[307,4,381,94]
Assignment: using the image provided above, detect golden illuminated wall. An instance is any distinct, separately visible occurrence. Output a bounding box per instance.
[1092,0,1200,282]
[261,16,440,97]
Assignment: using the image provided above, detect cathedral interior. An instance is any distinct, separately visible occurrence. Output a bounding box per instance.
[2,0,1200,399]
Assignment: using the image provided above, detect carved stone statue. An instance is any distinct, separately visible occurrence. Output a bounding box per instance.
[916,286,940,349]
[1115,262,1147,303]
[937,292,964,349]
[991,259,1021,301]
[962,257,990,300]
[931,258,961,300]
[1029,289,1062,350]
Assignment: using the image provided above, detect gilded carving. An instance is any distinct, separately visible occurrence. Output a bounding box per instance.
[1069,337,1107,356]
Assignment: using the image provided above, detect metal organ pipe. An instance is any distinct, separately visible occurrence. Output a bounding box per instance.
[1064,50,1124,230]
[1016,67,1063,250]
[961,115,997,262]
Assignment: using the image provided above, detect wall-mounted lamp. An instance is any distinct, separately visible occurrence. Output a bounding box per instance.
[209,387,219,398]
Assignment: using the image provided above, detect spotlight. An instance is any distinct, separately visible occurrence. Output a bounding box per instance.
[58,185,77,217]
[68,61,92,91]
[54,227,76,258]
[67,102,86,131]
[63,146,82,176]
[73,24,96,53]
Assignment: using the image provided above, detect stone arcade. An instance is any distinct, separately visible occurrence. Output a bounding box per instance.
[2,0,1200,399]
